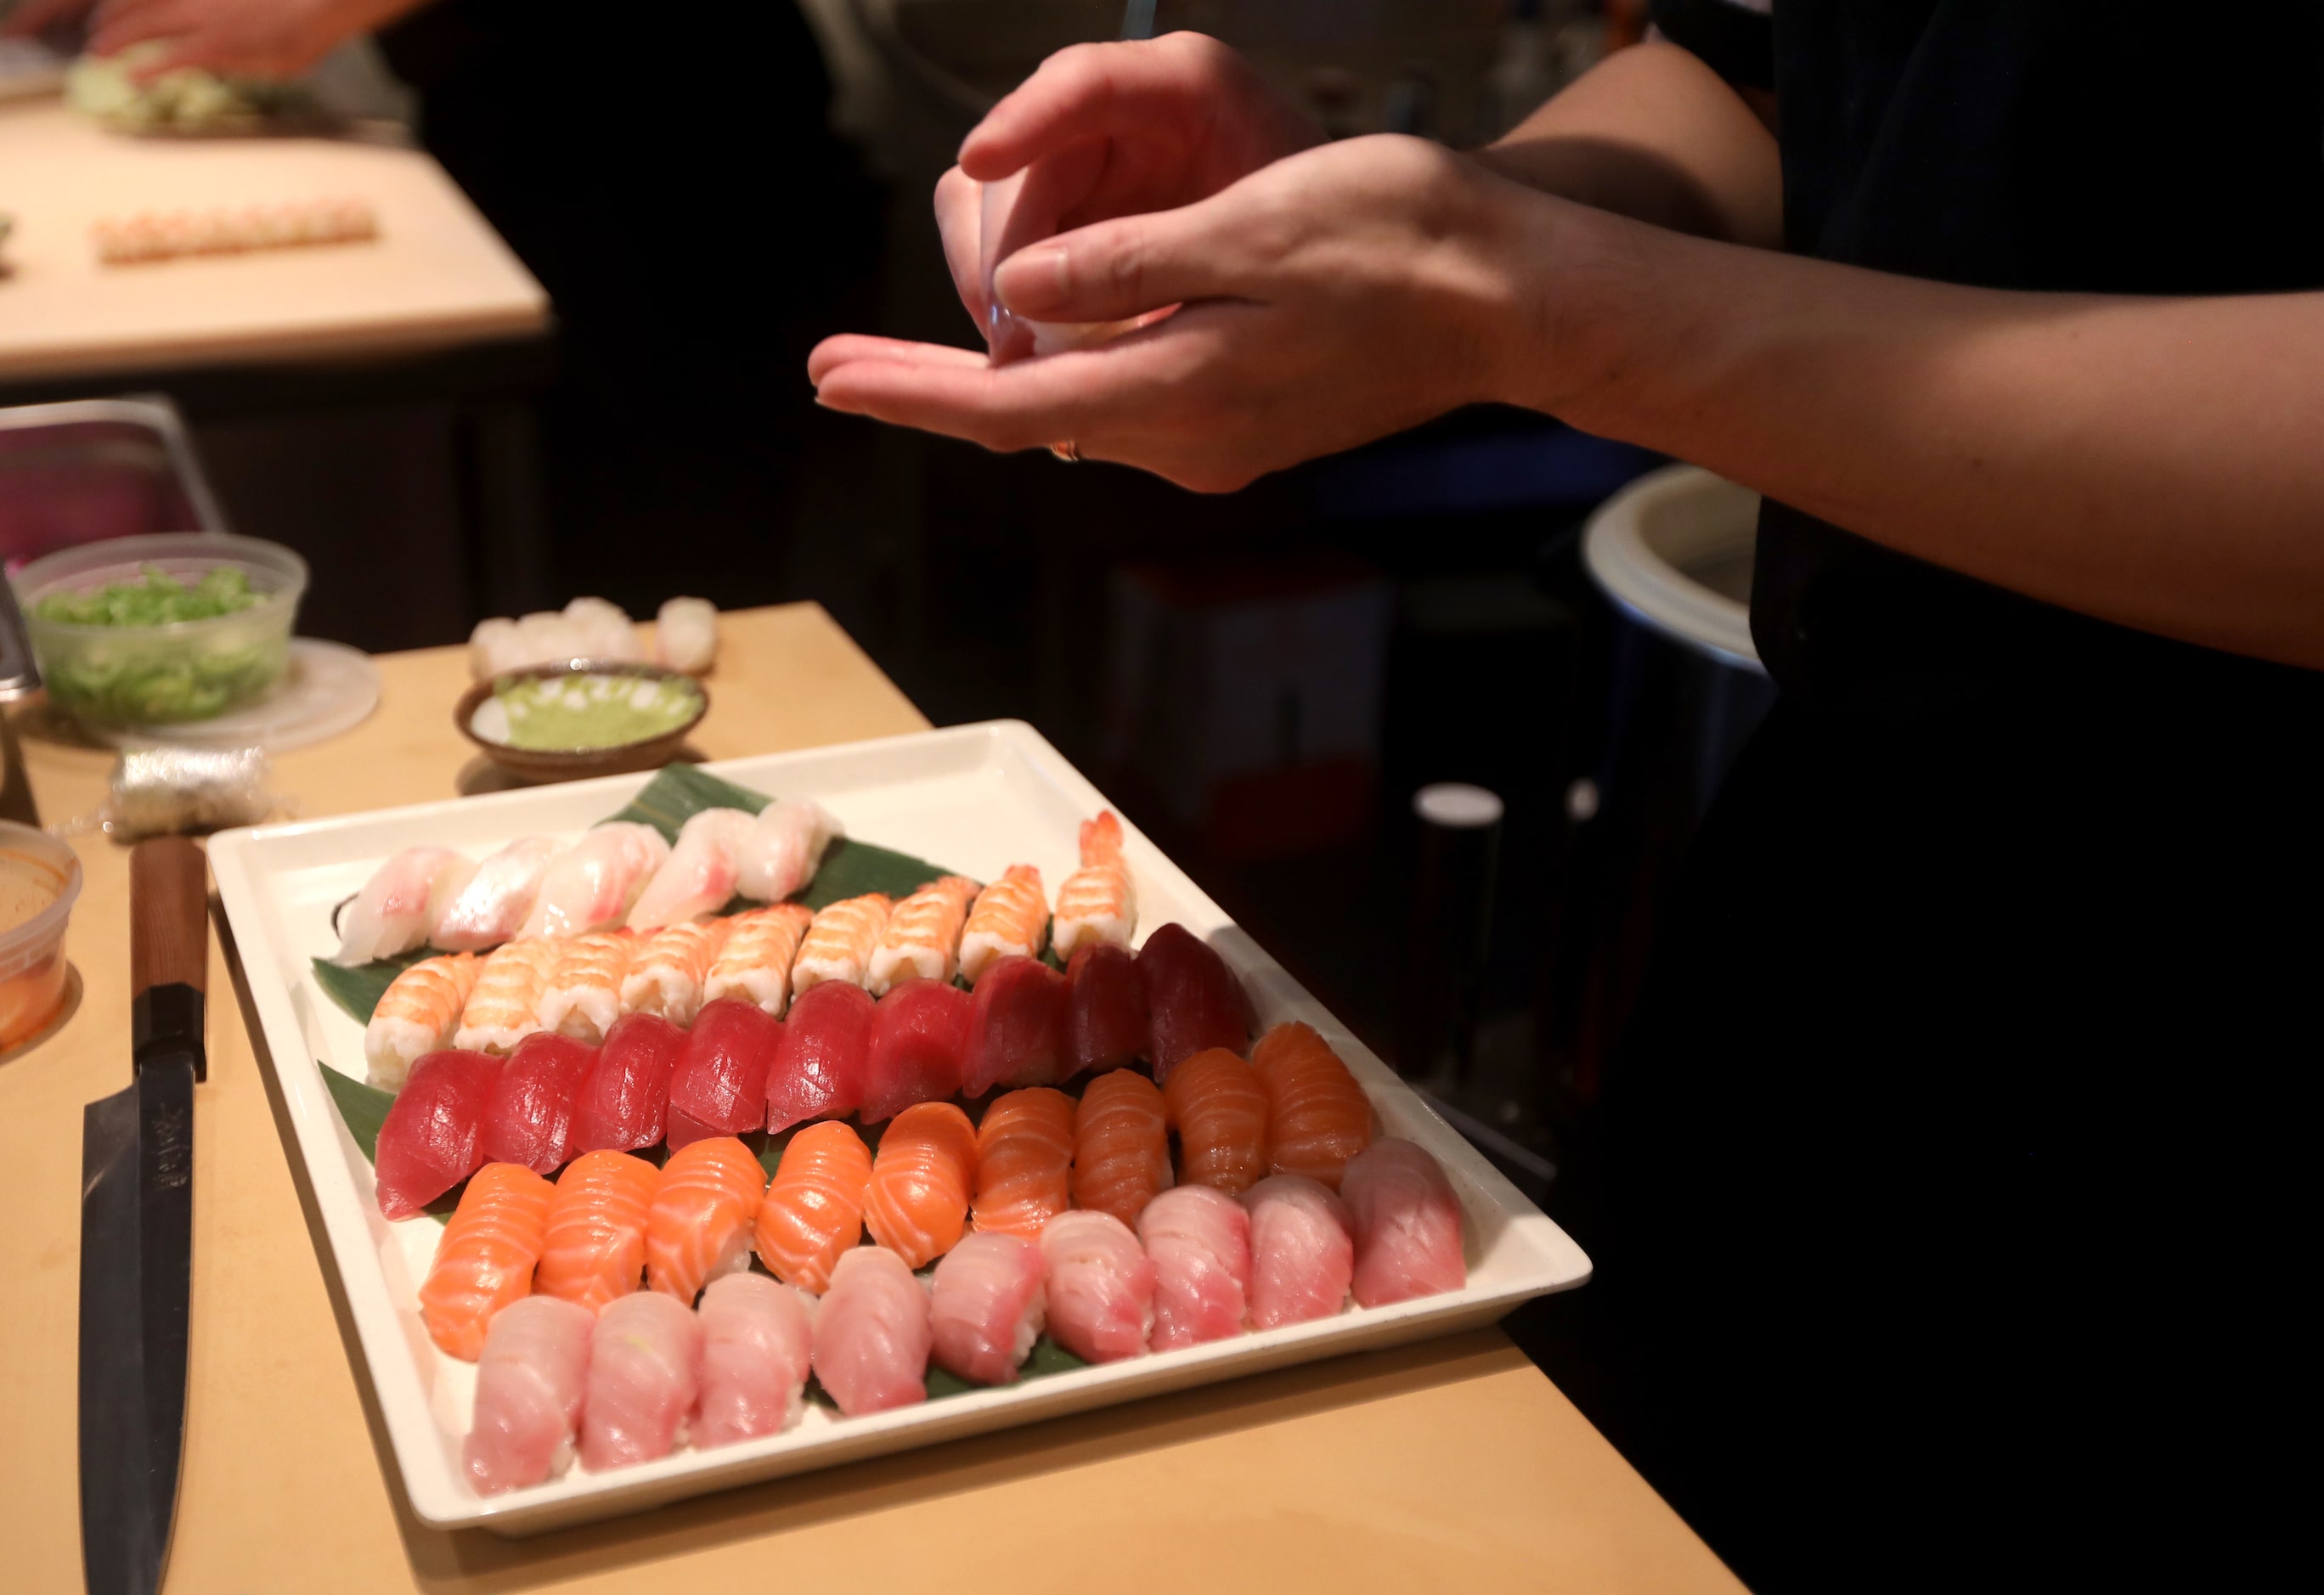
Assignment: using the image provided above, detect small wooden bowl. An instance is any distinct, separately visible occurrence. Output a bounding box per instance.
[455,660,708,782]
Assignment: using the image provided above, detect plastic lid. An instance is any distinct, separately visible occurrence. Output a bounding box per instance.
[88,638,380,752]
[1414,783,1504,829]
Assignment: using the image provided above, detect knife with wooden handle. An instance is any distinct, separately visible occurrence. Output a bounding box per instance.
[80,837,208,1595]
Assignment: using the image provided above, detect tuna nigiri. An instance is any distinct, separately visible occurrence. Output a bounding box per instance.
[420,1162,553,1360]
[790,893,892,995]
[534,1149,659,1313]
[620,916,731,1027]
[735,798,843,902]
[1039,1209,1154,1363]
[1137,922,1254,1084]
[859,978,973,1124]
[972,1086,1075,1237]
[957,863,1048,987]
[453,937,561,1057]
[765,979,875,1131]
[695,1273,817,1446]
[1071,1068,1172,1228]
[754,1120,874,1293]
[482,1031,596,1175]
[866,874,980,994]
[1249,1023,1374,1190]
[812,1245,932,1417]
[963,955,1068,1096]
[433,836,563,952]
[665,998,783,1149]
[861,1101,977,1269]
[334,846,477,966]
[627,808,758,930]
[645,1136,767,1302]
[1063,942,1148,1079]
[1051,811,1136,962]
[1244,1174,1354,1329]
[1163,1047,1269,1194]
[520,823,670,940]
[929,1231,1046,1385]
[373,1048,497,1220]
[464,1295,593,1496]
[1340,1139,1468,1308]
[569,1012,686,1154]
[364,951,480,1091]
[581,1291,701,1468]
[1138,1184,1252,1350]
[537,929,635,1045]
[704,902,814,1017]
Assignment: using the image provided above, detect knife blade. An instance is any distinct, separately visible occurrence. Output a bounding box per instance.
[80,837,208,1595]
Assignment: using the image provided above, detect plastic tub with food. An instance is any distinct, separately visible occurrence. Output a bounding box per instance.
[0,822,82,1050]
[12,533,308,726]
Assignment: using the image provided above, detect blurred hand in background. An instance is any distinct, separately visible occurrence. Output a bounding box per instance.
[3,0,428,79]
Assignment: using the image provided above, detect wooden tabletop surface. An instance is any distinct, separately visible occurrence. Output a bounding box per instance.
[0,97,547,384]
[0,603,1742,1594]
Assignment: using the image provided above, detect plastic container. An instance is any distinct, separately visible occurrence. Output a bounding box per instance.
[0,822,82,1051]
[12,532,308,727]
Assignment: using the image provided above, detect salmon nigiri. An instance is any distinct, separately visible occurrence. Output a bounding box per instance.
[789,893,892,995]
[861,1101,977,1269]
[534,1149,659,1313]
[1163,1047,1269,1194]
[364,951,480,1091]
[1072,1068,1171,1228]
[1051,811,1135,962]
[538,929,635,1046]
[754,1120,874,1293]
[866,874,980,994]
[645,1136,768,1302]
[705,902,814,1017]
[972,1086,1075,1237]
[957,864,1048,987]
[1249,1023,1374,1191]
[454,937,561,1057]
[420,1162,553,1360]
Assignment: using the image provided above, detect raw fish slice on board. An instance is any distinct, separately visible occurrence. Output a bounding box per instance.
[866,874,980,994]
[860,978,973,1124]
[971,1086,1075,1237]
[964,955,1068,1095]
[482,1032,597,1175]
[627,808,758,930]
[1050,811,1136,962]
[582,1291,702,1468]
[537,929,635,1045]
[433,837,564,952]
[754,1120,874,1293]
[812,1246,933,1417]
[765,979,875,1131]
[665,999,784,1149]
[520,823,669,939]
[1243,1174,1354,1329]
[695,1274,816,1446]
[534,1149,660,1314]
[790,893,893,995]
[1339,1139,1468,1308]
[930,1231,1046,1386]
[1039,1209,1155,1364]
[735,798,843,903]
[620,916,731,1027]
[335,847,477,966]
[420,1163,553,1361]
[453,938,561,1057]
[862,1101,978,1269]
[364,952,479,1091]
[373,1048,497,1220]
[1138,1185,1252,1350]
[644,1136,767,1301]
[957,864,1048,987]
[464,1295,594,1496]
[1071,1068,1172,1228]
[704,902,814,1017]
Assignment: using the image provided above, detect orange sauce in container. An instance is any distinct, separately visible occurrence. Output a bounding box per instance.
[0,825,82,1051]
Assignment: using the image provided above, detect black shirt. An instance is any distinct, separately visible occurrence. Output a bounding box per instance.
[1652,0,2324,704]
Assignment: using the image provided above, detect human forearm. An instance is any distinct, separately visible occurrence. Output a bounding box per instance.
[1515,201,2324,668]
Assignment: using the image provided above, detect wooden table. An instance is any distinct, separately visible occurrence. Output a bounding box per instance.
[0,605,1742,1594]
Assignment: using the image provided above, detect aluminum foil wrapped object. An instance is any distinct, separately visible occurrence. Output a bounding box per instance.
[88,747,291,838]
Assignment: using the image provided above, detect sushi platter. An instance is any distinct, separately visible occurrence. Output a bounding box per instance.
[209,720,1591,1534]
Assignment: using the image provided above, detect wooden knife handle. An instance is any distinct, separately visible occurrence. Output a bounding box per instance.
[132,837,209,997]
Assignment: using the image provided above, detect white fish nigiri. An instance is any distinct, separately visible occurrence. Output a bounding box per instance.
[463,1295,594,1496]
[1137,1185,1253,1350]
[334,847,477,966]
[432,837,565,952]
[656,596,718,674]
[627,808,757,931]
[735,799,843,903]
[519,823,670,940]
[929,1231,1046,1386]
[1038,1209,1154,1364]
[1243,1175,1354,1330]
[812,1246,932,1417]
[1340,1139,1467,1309]
[580,1290,701,1469]
[695,1273,817,1447]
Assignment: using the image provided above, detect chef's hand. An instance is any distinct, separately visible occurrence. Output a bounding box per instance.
[815,135,1587,494]
[937,31,1323,339]
[81,0,419,79]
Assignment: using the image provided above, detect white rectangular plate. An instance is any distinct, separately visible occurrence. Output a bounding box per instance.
[210,720,1591,1535]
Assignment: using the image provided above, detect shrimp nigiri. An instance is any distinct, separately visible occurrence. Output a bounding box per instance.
[620,916,731,1027]
[537,929,634,1045]
[645,1136,768,1302]
[520,823,669,940]
[432,836,563,952]
[1050,811,1135,962]
[364,951,479,1091]
[1163,1047,1269,1193]
[464,1295,593,1496]
[735,798,843,902]
[334,847,477,966]
[627,808,758,931]
[420,1162,553,1361]
[1071,1068,1172,1228]
[861,1100,977,1269]
[866,874,980,994]
[534,1148,659,1313]
[754,1120,874,1293]
[704,902,814,1017]
[956,863,1048,987]
[1249,1023,1374,1191]
[789,893,892,995]
[972,1086,1075,1237]
[453,937,561,1057]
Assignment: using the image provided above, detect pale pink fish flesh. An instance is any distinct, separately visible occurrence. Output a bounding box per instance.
[520,824,670,939]
[811,1246,932,1417]
[1242,1175,1354,1330]
[694,1273,818,1447]
[928,1231,1046,1386]
[462,1295,594,1496]
[580,1290,701,1469]
[1137,1185,1252,1350]
[433,836,565,952]
[1038,1209,1154,1364]
[334,847,477,966]
[735,799,843,903]
[1340,1139,1468,1308]
[628,808,758,930]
